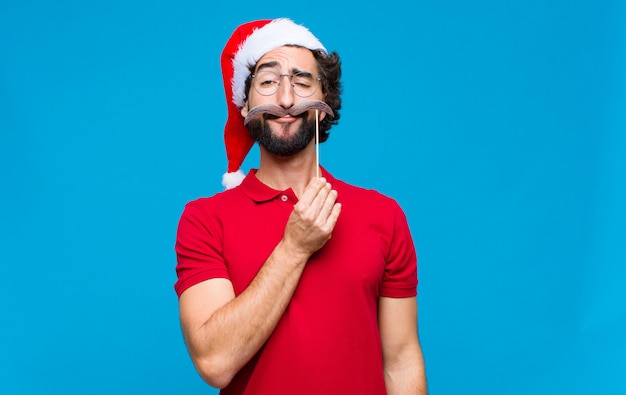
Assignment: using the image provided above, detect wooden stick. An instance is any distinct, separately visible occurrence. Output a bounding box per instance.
[315,109,320,178]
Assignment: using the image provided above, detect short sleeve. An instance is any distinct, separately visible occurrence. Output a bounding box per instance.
[379,202,418,298]
[174,201,230,297]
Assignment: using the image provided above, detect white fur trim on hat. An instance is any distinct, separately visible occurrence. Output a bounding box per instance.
[222,169,246,189]
[231,18,327,108]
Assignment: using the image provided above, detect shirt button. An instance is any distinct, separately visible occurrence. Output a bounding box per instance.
[281,195,288,202]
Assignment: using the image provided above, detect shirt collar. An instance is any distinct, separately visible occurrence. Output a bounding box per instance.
[240,167,335,203]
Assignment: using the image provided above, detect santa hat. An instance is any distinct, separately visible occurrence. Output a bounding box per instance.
[220,18,327,189]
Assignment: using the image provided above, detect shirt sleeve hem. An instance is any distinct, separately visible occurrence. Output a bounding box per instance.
[380,285,418,298]
[174,270,230,298]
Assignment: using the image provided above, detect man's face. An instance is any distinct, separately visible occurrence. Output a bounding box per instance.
[241,46,326,157]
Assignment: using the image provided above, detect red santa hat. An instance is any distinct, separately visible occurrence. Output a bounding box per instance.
[220,18,327,189]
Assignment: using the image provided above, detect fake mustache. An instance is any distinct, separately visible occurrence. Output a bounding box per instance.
[243,100,335,126]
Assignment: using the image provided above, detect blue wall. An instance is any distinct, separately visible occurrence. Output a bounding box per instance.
[1,1,624,394]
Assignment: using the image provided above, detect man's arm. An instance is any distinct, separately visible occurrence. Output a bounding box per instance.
[178,178,341,389]
[379,296,428,395]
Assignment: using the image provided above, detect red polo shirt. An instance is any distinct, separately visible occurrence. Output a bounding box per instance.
[175,168,418,395]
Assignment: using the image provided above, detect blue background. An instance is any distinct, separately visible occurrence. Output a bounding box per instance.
[1,1,624,394]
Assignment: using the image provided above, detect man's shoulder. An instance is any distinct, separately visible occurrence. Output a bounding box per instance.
[331,176,405,215]
[333,176,395,201]
[183,187,244,215]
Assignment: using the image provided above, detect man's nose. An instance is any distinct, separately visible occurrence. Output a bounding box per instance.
[276,75,295,109]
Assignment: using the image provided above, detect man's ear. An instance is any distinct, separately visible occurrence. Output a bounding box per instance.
[240,102,249,118]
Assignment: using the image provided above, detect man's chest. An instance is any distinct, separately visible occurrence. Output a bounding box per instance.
[220,202,389,296]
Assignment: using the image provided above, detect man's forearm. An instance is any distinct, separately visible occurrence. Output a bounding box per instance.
[384,357,428,395]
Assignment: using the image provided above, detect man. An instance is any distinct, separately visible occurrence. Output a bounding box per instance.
[174,18,427,394]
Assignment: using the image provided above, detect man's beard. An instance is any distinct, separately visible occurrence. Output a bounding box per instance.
[248,115,316,157]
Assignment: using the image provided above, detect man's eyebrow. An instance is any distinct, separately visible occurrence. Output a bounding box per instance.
[292,68,312,76]
[256,61,279,71]
[255,62,313,76]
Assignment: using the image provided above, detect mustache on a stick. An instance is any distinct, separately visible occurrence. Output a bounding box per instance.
[243,100,334,126]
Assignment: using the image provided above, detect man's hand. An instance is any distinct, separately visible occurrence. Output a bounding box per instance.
[283,177,342,256]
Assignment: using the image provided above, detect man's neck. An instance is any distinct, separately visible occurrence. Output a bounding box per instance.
[256,147,319,198]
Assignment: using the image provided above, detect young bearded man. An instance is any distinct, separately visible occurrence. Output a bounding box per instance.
[174,18,428,395]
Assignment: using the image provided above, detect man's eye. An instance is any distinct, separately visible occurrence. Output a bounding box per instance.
[294,77,313,88]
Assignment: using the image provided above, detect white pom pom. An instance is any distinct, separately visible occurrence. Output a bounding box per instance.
[222,170,246,190]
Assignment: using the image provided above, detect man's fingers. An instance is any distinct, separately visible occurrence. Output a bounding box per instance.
[296,178,332,220]
[318,188,338,223]
[299,177,328,206]
[327,202,342,229]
